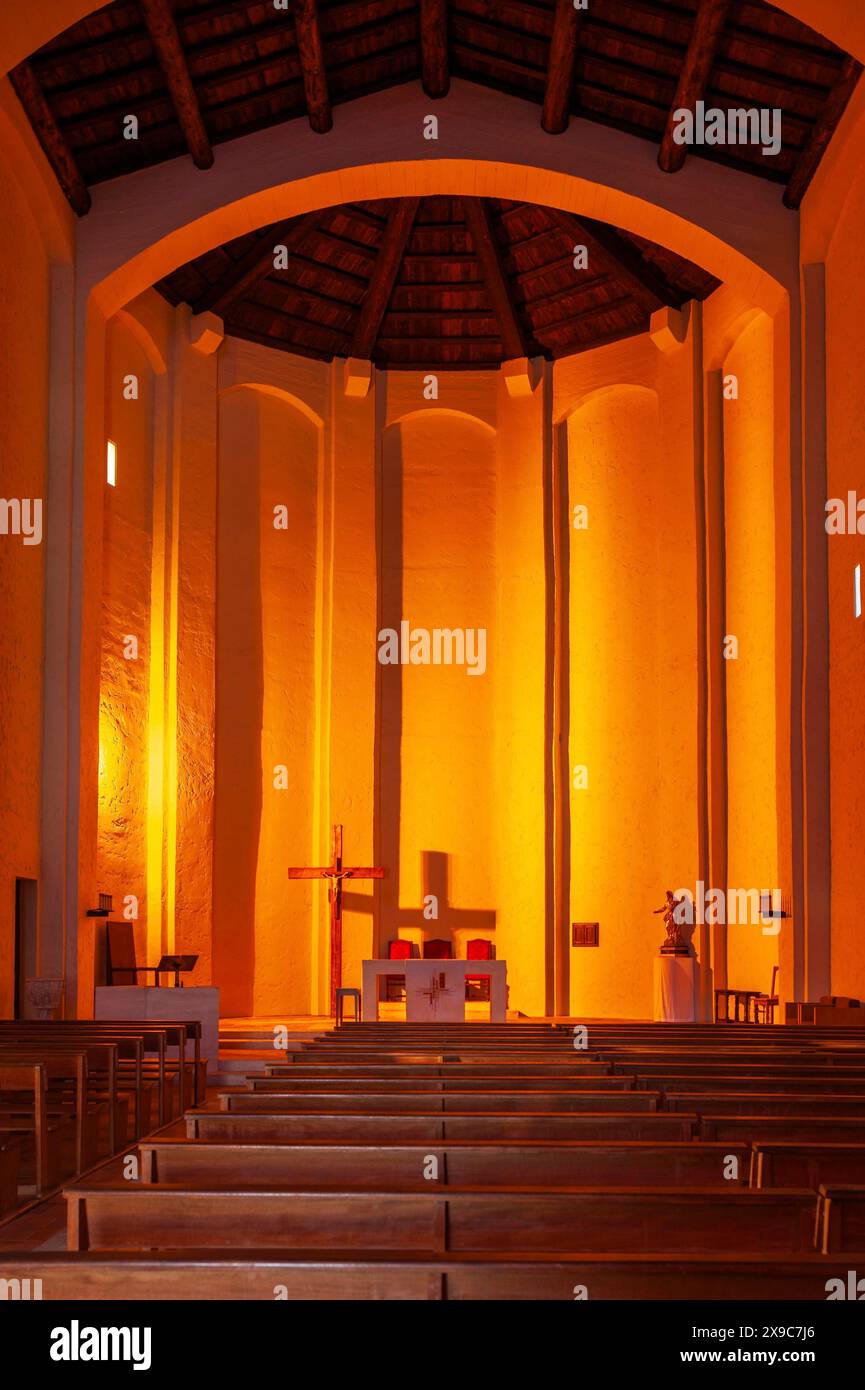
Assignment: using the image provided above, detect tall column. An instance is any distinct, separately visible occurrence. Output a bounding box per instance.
[800,263,832,999]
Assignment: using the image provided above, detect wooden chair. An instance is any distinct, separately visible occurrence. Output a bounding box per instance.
[465,938,493,1002]
[385,939,412,1002]
[106,921,161,987]
[422,939,452,959]
[754,966,780,1025]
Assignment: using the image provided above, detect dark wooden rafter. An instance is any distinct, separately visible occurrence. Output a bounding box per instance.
[554,210,681,314]
[658,0,731,174]
[138,0,213,170]
[8,61,91,216]
[542,0,585,135]
[420,0,449,99]
[193,213,320,316]
[351,198,420,357]
[463,197,531,359]
[294,0,332,134]
[784,55,863,208]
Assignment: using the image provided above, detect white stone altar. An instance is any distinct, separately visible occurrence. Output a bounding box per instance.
[361,959,507,1022]
[94,985,220,1077]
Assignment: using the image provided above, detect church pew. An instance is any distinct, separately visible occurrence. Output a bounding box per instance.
[700,1114,865,1144]
[0,1040,127,1158]
[666,1092,865,1118]
[63,1183,818,1255]
[268,1062,617,1079]
[220,1089,662,1114]
[654,1073,865,1094]
[186,1108,698,1142]
[138,1137,749,1188]
[816,1185,865,1253]
[250,1073,636,1095]
[3,1251,860,1300]
[750,1143,865,1189]
[0,1138,21,1218]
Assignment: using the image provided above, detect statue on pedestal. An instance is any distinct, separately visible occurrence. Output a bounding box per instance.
[654,889,690,956]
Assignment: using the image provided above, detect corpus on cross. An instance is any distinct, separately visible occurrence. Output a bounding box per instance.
[288,824,385,1016]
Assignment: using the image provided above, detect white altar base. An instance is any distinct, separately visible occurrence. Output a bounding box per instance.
[652,955,698,1023]
[362,959,507,1022]
[95,985,220,1076]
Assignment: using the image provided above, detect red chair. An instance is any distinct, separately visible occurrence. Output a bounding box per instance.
[385,939,412,1002]
[423,939,453,959]
[465,938,493,1002]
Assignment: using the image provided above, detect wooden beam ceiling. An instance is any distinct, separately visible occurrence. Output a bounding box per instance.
[658,0,732,174]
[351,198,420,358]
[463,197,530,359]
[294,0,333,134]
[784,54,863,209]
[139,0,213,170]
[8,61,91,216]
[420,0,449,99]
[542,0,585,135]
[193,213,320,316]
[554,211,681,314]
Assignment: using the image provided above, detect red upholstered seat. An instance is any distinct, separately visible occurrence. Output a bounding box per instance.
[388,940,412,960]
[465,937,493,1001]
[423,939,453,959]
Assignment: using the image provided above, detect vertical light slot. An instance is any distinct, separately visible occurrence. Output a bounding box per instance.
[106,439,117,487]
[856,563,862,619]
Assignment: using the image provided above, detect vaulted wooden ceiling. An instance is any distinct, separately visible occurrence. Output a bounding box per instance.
[156,194,719,368]
[11,0,862,220]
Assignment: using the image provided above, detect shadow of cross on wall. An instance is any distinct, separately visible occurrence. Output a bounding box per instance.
[342,848,496,955]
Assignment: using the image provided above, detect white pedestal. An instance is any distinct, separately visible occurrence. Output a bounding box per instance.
[361,960,507,1022]
[652,955,698,1023]
[94,986,220,1076]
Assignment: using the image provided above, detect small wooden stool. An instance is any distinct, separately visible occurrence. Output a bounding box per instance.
[335,987,361,1026]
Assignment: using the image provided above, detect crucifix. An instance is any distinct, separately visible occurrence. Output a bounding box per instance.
[288,824,385,1016]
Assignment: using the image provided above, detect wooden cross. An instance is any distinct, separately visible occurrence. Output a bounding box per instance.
[288,824,385,1016]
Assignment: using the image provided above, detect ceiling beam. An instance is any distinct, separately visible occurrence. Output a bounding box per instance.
[658,0,731,174]
[139,0,213,169]
[783,55,863,209]
[554,211,682,313]
[420,0,449,99]
[351,198,420,358]
[463,197,529,359]
[294,0,332,133]
[194,213,319,317]
[8,61,91,216]
[542,0,585,135]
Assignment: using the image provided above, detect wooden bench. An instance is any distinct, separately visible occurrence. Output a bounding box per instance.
[186,1108,698,1143]
[63,1182,818,1254]
[139,1137,750,1188]
[3,1251,860,1301]
[0,1138,21,1218]
[222,1089,661,1115]
[666,1092,865,1118]
[816,1184,865,1253]
[700,1114,865,1144]
[750,1142,865,1189]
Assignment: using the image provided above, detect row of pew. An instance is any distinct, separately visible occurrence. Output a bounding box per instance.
[3,1020,865,1299]
[0,1020,203,1208]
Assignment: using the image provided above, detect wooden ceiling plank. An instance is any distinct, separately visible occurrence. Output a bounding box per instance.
[542,0,585,135]
[554,210,681,312]
[194,214,319,316]
[294,0,333,133]
[139,0,214,170]
[351,197,420,357]
[420,0,449,98]
[462,197,528,359]
[783,54,863,209]
[658,0,732,174]
[8,61,91,216]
